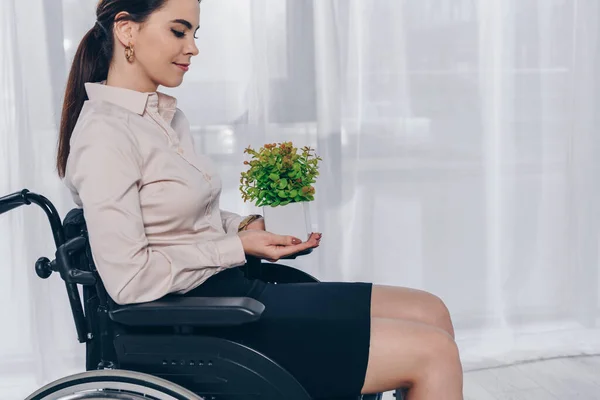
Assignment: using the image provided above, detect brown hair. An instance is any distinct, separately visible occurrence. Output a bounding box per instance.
[56,0,200,177]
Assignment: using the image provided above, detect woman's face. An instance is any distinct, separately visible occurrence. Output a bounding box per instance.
[130,0,200,88]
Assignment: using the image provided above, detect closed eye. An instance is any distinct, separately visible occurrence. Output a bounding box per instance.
[171,29,185,38]
[171,28,199,40]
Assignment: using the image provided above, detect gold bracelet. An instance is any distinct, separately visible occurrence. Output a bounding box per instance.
[238,214,263,232]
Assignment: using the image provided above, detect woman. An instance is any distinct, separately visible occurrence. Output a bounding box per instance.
[57,0,463,398]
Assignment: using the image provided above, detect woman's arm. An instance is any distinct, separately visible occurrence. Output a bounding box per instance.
[67,118,246,305]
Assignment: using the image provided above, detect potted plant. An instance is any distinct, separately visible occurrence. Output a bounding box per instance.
[240,142,322,241]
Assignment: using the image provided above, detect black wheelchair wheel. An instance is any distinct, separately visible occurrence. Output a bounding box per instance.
[25,369,203,400]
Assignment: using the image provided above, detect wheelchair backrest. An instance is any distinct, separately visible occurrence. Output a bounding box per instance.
[63,208,116,369]
[62,208,108,301]
[63,209,95,276]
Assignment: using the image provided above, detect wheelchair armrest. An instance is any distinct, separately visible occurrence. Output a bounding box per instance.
[108,296,265,327]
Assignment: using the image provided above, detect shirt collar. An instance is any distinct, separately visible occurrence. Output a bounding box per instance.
[84,82,178,123]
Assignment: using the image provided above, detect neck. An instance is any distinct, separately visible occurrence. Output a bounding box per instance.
[106,61,158,93]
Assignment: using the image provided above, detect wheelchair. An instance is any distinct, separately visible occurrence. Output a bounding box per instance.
[1,189,407,400]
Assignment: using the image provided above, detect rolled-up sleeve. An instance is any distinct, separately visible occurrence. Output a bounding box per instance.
[67,118,246,305]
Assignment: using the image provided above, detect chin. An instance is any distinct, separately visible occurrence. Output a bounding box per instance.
[158,76,185,89]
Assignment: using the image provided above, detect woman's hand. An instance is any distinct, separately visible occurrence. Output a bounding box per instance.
[238,230,322,262]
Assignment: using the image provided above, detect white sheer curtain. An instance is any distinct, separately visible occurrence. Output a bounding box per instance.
[1,0,599,397]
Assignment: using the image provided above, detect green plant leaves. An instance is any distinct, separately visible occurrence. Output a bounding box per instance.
[240,141,322,207]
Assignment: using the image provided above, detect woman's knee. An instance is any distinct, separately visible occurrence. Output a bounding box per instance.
[404,290,454,338]
[362,318,461,394]
[423,292,455,337]
[371,285,455,337]
[423,327,460,364]
[402,288,455,338]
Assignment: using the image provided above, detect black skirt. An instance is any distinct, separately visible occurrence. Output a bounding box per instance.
[183,266,372,399]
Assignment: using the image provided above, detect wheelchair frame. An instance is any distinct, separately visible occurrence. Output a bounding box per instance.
[1,189,400,400]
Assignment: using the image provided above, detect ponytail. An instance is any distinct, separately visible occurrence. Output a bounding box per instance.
[57,24,110,177]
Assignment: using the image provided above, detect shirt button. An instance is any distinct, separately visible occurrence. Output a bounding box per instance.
[177,147,184,155]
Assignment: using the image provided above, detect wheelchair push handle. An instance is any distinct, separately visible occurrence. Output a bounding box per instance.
[0,189,65,247]
[0,189,31,214]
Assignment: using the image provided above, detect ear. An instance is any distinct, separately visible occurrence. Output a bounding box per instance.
[113,12,139,47]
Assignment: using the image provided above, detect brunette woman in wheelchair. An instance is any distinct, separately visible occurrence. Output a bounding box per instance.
[10,0,464,399]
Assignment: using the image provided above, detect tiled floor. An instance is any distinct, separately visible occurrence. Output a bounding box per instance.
[375,355,600,399]
[462,355,600,400]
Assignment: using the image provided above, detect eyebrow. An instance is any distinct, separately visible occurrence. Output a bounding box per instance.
[171,19,199,31]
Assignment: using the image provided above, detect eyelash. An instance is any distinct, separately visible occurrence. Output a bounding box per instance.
[171,29,198,40]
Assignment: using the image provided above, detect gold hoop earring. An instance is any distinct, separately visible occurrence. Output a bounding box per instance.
[125,43,135,63]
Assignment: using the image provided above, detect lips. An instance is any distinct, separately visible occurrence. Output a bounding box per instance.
[173,63,190,72]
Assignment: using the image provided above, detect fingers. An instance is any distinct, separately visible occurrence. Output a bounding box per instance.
[272,234,303,246]
[272,237,320,259]
[309,232,322,245]
[265,232,323,261]
[303,232,322,248]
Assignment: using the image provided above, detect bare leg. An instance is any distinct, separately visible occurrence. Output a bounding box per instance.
[362,318,463,400]
[371,285,455,338]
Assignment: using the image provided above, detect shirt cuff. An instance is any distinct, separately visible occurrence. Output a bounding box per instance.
[213,234,246,268]
[229,215,246,234]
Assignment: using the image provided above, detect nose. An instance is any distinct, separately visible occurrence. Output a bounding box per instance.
[186,38,199,57]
